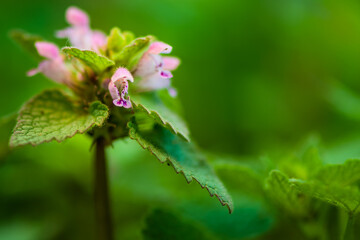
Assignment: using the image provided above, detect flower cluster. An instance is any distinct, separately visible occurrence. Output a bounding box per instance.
[27,6,180,108]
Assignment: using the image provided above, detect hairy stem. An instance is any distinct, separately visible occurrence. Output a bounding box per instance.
[94,137,113,240]
[343,213,355,240]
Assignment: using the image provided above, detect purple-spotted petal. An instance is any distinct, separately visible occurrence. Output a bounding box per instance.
[111,67,134,83]
[113,98,132,108]
[138,73,171,91]
[148,42,172,54]
[160,70,173,79]
[66,7,89,27]
[108,82,120,100]
[162,57,180,71]
[35,42,60,59]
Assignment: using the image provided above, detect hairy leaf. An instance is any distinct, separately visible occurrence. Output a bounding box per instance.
[10,30,43,60]
[131,91,190,141]
[114,36,152,70]
[107,27,125,53]
[62,47,114,73]
[143,209,214,240]
[266,170,309,216]
[290,179,360,214]
[128,119,233,213]
[315,159,360,186]
[10,89,109,147]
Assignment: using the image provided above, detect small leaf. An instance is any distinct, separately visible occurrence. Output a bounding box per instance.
[62,47,115,73]
[315,159,360,186]
[290,179,360,214]
[10,89,109,147]
[266,170,309,217]
[142,209,215,240]
[10,30,43,60]
[131,91,190,141]
[107,27,125,53]
[128,118,233,213]
[113,36,152,70]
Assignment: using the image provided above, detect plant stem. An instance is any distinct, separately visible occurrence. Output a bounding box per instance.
[94,137,113,240]
[343,213,355,240]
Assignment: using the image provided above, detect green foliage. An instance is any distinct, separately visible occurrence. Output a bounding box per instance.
[9,89,109,147]
[128,118,233,213]
[266,170,309,217]
[131,91,190,141]
[9,30,43,60]
[291,179,360,214]
[142,209,214,240]
[107,27,125,53]
[213,160,264,198]
[315,159,360,186]
[62,47,115,74]
[113,36,152,70]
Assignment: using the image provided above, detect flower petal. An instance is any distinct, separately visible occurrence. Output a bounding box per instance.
[160,70,173,79]
[148,42,172,54]
[113,98,132,108]
[111,67,134,83]
[66,6,89,27]
[27,68,40,77]
[139,73,171,91]
[108,82,120,100]
[91,31,107,51]
[162,57,180,71]
[168,88,178,97]
[35,42,60,59]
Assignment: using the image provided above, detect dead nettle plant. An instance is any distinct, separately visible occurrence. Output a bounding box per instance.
[9,6,233,240]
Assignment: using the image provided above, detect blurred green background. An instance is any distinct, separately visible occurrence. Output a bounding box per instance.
[2,0,360,239]
[2,0,360,154]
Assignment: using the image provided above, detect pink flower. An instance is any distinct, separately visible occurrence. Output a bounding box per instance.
[27,42,72,85]
[108,68,134,108]
[135,41,180,95]
[56,6,106,52]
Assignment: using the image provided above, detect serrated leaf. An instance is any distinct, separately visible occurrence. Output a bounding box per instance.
[315,159,360,186]
[10,30,43,60]
[266,170,309,216]
[62,47,114,73]
[143,209,215,240]
[290,179,360,214]
[131,91,190,141]
[113,36,151,70]
[107,27,125,53]
[10,89,109,147]
[128,119,233,213]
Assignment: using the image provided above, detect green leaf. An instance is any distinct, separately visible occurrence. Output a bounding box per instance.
[10,30,43,60]
[131,91,190,141]
[213,160,264,198]
[128,118,233,213]
[107,27,125,53]
[10,89,109,147]
[62,47,115,74]
[142,209,215,240]
[266,170,309,217]
[315,159,360,186]
[113,36,152,70]
[290,179,360,214]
